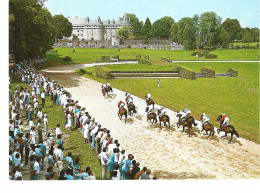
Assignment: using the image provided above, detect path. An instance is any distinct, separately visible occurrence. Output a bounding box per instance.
[41,68,260,179]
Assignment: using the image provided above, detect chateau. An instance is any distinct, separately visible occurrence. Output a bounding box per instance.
[68,14,130,41]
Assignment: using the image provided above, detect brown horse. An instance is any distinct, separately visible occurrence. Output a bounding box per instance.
[157,109,170,129]
[118,107,127,123]
[102,86,113,97]
[145,95,155,108]
[176,112,198,137]
[217,115,239,143]
[145,107,157,124]
[200,114,215,137]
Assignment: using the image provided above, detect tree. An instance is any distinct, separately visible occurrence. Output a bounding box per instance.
[249,27,260,42]
[125,14,143,38]
[197,12,222,49]
[242,31,253,43]
[217,27,231,47]
[152,16,174,38]
[222,18,242,42]
[118,25,133,39]
[142,17,152,38]
[52,15,73,40]
[9,0,54,63]
[170,22,178,42]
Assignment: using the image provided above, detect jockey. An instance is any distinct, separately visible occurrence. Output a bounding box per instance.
[221,113,229,127]
[106,82,110,89]
[125,90,131,97]
[158,107,166,118]
[118,101,125,111]
[181,108,191,121]
[146,93,151,101]
[202,113,210,127]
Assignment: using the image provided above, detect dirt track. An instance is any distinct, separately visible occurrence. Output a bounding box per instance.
[42,68,260,179]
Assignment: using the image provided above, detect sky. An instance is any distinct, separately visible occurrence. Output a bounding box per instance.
[45,0,260,28]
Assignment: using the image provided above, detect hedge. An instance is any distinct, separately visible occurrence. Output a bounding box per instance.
[191,50,217,59]
[174,66,195,79]
[137,58,151,65]
[143,55,149,60]
[136,55,141,59]
[95,66,112,80]
[226,68,238,77]
[200,68,215,78]
[161,58,172,63]
[63,56,72,62]
[111,55,119,60]
[101,56,110,62]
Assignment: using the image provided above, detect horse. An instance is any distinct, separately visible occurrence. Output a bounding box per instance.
[145,95,155,108]
[157,109,170,129]
[145,107,158,124]
[101,86,113,97]
[176,112,198,137]
[200,114,215,137]
[216,115,239,143]
[127,103,137,116]
[118,107,127,123]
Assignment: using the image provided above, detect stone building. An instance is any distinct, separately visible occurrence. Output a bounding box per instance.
[67,14,130,41]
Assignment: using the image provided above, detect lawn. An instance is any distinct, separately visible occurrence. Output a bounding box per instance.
[229,42,259,47]
[10,79,104,179]
[44,48,260,70]
[77,62,259,143]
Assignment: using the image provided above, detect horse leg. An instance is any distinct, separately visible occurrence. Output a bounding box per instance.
[230,133,233,144]
[212,129,215,136]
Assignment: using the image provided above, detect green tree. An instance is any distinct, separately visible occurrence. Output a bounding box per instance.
[249,27,260,42]
[152,16,174,38]
[242,31,253,43]
[9,0,54,63]
[118,25,133,39]
[125,14,143,38]
[170,22,178,43]
[217,27,231,47]
[142,17,152,38]
[52,15,73,40]
[222,18,242,42]
[197,12,222,49]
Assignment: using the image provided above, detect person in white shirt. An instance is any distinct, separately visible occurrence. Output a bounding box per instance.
[19,98,24,117]
[56,124,62,138]
[44,113,48,137]
[41,90,45,107]
[34,100,39,118]
[14,168,23,180]
[90,124,100,150]
[99,147,109,180]
[37,108,43,122]
[108,139,118,156]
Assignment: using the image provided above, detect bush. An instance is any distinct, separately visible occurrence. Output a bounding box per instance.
[174,66,195,79]
[95,66,112,80]
[161,58,172,63]
[112,55,119,60]
[226,68,238,77]
[201,68,215,78]
[143,55,149,60]
[137,58,151,65]
[63,56,72,62]
[136,55,141,59]
[144,40,149,45]
[101,56,110,62]
[203,53,218,59]
[79,68,86,74]
[235,45,241,49]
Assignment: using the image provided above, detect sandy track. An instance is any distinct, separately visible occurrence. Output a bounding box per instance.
[42,71,260,179]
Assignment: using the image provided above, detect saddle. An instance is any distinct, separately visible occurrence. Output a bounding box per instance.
[159,112,166,118]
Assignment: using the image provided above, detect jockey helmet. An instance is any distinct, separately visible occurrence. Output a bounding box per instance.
[223,113,226,116]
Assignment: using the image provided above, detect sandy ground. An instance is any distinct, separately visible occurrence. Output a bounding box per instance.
[42,70,260,179]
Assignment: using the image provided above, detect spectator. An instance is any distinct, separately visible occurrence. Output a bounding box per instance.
[99,147,109,180]
[140,169,151,180]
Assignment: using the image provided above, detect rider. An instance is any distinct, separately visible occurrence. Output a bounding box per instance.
[106,82,110,89]
[118,100,125,112]
[181,108,191,121]
[146,93,151,101]
[221,113,229,127]
[158,107,166,118]
[202,113,210,127]
[125,90,131,97]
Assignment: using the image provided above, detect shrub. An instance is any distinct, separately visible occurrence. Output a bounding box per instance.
[101,56,110,62]
[174,66,195,79]
[201,68,215,78]
[226,68,238,77]
[143,55,149,60]
[235,45,241,49]
[203,53,218,59]
[95,66,112,80]
[63,56,72,62]
[79,68,86,74]
[137,58,151,65]
[112,55,119,60]
[136,55,141,59]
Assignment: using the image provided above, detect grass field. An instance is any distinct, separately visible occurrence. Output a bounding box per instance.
[10,79,104,179]
[45,48,259,143]
[44,48,260,70]
[77,61,259,143]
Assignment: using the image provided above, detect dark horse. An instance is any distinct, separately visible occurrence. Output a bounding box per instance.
[102,86,113,97]
[145,107,157,124]
[157,109,170,129]
[176,112,198,137]
[145,95,155,108]
[200,114,215,137]
[118,107,127,123]
[217,115,239,143]
[125,96,137,116]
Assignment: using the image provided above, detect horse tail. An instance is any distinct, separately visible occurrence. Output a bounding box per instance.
[233,129,239,138]
[193,118,197,126]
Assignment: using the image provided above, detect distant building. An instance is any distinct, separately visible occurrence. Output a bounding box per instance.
[67,13,130,41]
